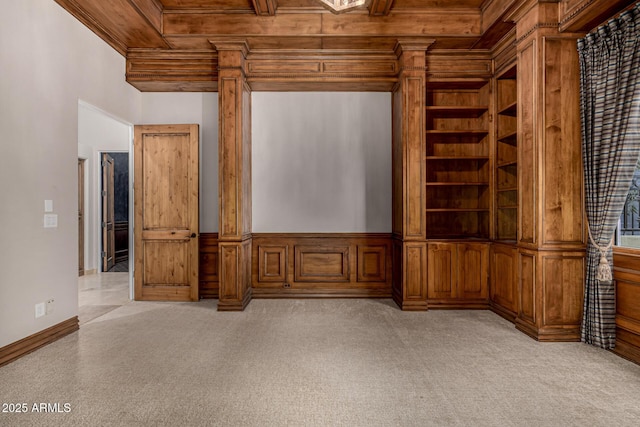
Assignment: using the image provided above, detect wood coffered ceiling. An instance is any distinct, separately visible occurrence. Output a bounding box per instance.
[54,0,636,91]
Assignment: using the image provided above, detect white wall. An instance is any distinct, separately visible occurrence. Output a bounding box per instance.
[252,92,392,232]
[140,92,219,233]
[78,103,132,273]
[0,0,141,348]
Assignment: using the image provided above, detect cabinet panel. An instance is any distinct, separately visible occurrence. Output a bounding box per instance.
[427,243,456,299]
[518,40,536,245]
[458,243,488,299]
[518,251,536,324]
[427,242,489,306]
[490,243,517,318]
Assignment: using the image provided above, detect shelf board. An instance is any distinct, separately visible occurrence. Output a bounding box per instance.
[426,106,488,118]
[427,79,490,90]
[497,160,517,168]
[497,131,517,144]
[497,187,518,192]
[427,130,488,135]
[426,156,489,161]
[498,101,517,116]
[426,208,490,213]
[426,182,489,186]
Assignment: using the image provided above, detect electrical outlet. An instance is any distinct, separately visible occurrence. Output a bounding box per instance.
[35,303,45,318]
[46,299,54,315]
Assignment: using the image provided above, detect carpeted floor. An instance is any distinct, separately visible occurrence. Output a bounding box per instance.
[1,299,640,426]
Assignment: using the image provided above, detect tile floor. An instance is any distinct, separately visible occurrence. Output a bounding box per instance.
[78,271,130,324]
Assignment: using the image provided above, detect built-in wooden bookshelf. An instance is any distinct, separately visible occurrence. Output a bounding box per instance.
[425,79,491,239]
[495,65,518,241]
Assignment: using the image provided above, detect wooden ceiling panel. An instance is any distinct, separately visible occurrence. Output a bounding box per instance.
[160,0,253,9]
[59,0,169,49]
[56,0,629,91]
[391,0,485,9]
[320,11,482,36]
[163,13,324,36]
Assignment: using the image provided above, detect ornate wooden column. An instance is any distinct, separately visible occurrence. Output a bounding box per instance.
[212,40,253,311]
[391,39,434,310]
[510,1,586,340]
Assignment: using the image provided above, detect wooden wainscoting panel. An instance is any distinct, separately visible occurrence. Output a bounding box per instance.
[252,234,392,297]
[613,248,640,365]
[295,245,350,282]
[357,245,387,282]
[258,245,287,283]
[0,317,79,367]
[199,233,219,298]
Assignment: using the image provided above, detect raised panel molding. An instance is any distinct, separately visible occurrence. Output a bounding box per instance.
[357,245,387,282]
[613,249,640,365]
[516,249,583,341]
[295,246,350,282]
[258,245,287,282]
[252,234,392,297]
[199,233,219,298]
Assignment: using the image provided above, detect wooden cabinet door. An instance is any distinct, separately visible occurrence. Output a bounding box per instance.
[490,244,517,313]
[134,124,199,301]
[457,242,488,300]
[427,243,457,299]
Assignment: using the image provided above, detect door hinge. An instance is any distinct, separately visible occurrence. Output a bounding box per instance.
[101,251,106,258]
[101,160,107,167]
[101,190,107,197]
[101,222,106,228]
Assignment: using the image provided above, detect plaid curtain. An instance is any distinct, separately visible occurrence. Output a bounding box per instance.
[579,3,640,349]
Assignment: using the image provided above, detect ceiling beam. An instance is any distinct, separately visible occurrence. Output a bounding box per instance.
[163,10,482,38]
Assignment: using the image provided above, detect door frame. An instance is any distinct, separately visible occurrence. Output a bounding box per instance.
[78,100,135,299]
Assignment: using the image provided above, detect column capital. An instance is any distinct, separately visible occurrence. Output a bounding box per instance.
[210,38,250,58]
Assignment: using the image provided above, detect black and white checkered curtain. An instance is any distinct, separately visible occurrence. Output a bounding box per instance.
[579,3,640,349]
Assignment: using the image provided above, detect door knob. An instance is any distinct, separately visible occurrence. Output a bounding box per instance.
[190,233,197,238]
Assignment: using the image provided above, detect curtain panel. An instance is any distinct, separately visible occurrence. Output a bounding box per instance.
[579,3,640,349]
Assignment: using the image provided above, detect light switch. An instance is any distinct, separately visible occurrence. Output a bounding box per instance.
[44,199,53,212]
[44,214,58,228]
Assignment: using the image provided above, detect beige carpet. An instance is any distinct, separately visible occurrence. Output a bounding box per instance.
[1,299,640,426]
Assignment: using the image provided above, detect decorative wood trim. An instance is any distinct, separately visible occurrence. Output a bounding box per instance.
[295,245,350,282]
[515,23,559,45]
[558,0,635,33]
[251,0,278,16]
[612,249,640,365]
[0,317,79,367]
[199,233,219,298]
[252,233,392,297]
[54,0,128,56]
[126,49,218,92]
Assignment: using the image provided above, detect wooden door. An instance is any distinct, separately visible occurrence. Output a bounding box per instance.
[78,159,85,276]
[101,153,115,271]
[134,124,199,301]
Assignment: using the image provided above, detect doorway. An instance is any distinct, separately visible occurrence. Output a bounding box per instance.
[78,158,85,276]
[102,152,129,272]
